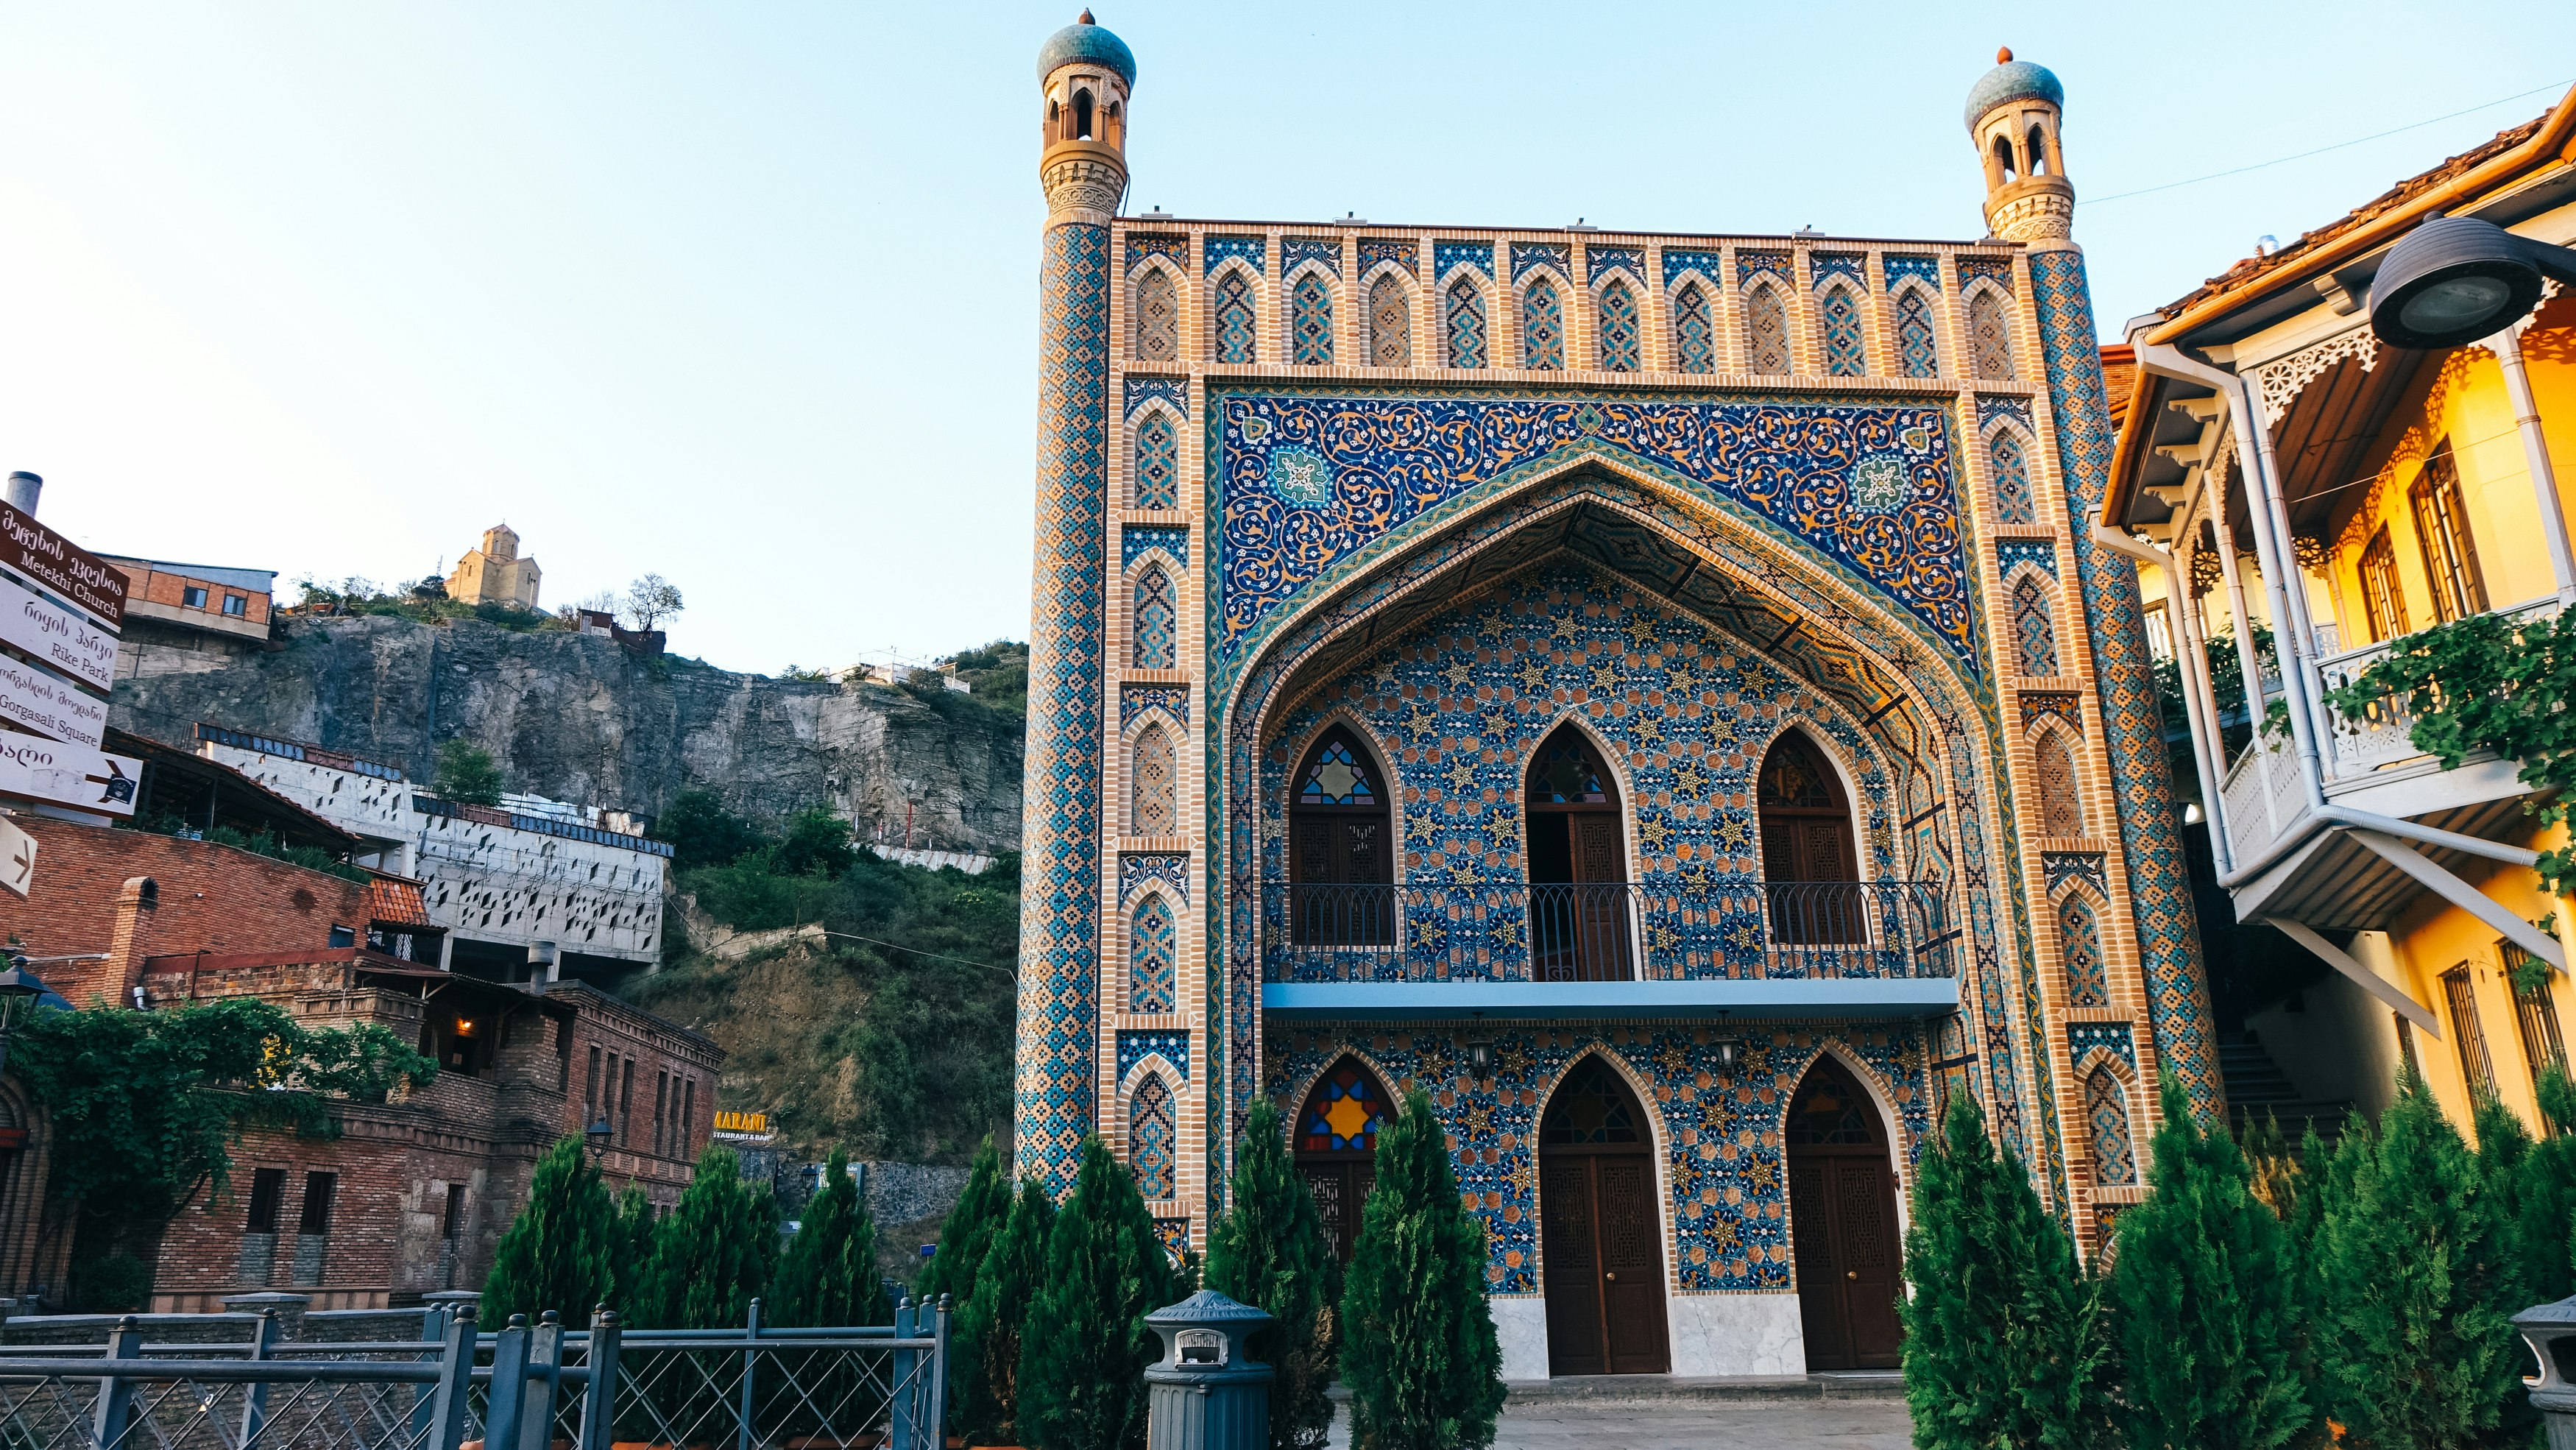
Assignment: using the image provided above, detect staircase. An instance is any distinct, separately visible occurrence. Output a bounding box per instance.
[2218,1031,2354,1145]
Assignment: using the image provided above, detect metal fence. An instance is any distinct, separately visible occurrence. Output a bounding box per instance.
[0,1298,948,1450]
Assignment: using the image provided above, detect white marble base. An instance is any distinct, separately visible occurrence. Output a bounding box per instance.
[1666,1292,1808,1377]
[1488,1295,1550,1382]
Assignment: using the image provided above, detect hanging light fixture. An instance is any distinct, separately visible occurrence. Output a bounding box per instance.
[2368,215,2576,350]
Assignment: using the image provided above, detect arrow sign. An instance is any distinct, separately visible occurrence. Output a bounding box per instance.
[0,735,140,817]
[0,814,32,897]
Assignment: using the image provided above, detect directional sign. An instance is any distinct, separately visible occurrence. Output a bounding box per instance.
[0,814,31,896]
[0,573,116,693]
[0,734,139,817]
[0,501,125,629]
[0,654,106,749]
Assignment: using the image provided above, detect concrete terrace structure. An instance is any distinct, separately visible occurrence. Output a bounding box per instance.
[1015,22,2210,1380]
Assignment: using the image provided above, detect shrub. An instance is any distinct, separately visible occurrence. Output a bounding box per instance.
[1339,1088,1504,1450]
[956,1175,1055,1446]
[654,788,766,870]
[1207,1098,1340,1450]
[1018,1138,1175,1450]
[2520,1067,2576,1304]
[73,1251,152,1312]
[916,1137,1007,1309]
[630,1145,779,1329]
[772,1147,888,1327]
[481,1135,618,1329]
[432,739,503,805]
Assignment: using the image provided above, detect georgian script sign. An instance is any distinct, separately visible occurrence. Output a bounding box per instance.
[0,654,107,749]
[0,501,127,629]
[0,733,139,816]
[0,574,116,693]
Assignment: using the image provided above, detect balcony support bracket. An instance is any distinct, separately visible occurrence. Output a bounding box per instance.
[2351,828,2567,973]
[2264,916,2441,1036]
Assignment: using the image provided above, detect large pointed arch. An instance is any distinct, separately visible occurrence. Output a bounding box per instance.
[1783,1053,1905,1370]
[1288,1055,1395,1262]
[1537,1051,1671,1375]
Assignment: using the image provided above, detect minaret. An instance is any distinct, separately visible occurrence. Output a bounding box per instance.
[1018,12,1134,1191]
[1966,47,2072,244]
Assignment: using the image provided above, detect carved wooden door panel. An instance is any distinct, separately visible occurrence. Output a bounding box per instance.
[1596,1158,1671,1373]
[1833,1158,1903,1364]
[1788,1161,1850,1367]
[1298,1161,1377,1264]
[1540,1160,1604,1375]
[1569,817,1632,980]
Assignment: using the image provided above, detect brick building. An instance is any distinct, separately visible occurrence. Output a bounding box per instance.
[0,808,719,1311]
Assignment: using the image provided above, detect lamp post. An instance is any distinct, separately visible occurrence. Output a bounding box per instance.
[0,961,44,1078]
[2369,214,2576,603]
[584,1115,614,1164]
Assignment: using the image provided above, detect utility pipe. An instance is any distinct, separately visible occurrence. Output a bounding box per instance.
[2238,367,2340,757]
[2168,457,2234,814]
[2491,322,2576,606]
[2090,514,2232,872]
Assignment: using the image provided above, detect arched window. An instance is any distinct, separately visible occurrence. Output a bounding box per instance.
[1445,276,1487,369]
[1289,727,1393,950]
[1968,289,2014,380]
[1292,272,1334,366]
[1214,268,1257,364]
[1992,132,2018,183]
[1072,88,1094,142]
[1758,731,1863,947]
[1134,267,1178,362]
[1596,280,1641,372]
[2085,1068,2135,1186]
[1293,1058,1394,1261]
[1820,286,1866,377]
[2011,573,2058,677]
[1129,1072,1175,1199]
[1130,722,1177,835]
[1367,272,1411,367]
[1523,278,1565,370]
[1894,288,1939,378]
[1132,564,1176,670]
[1525,724,1632,981]
[2035,729,2084,838]
[1989,430,2034,525]
[1671,280,1714,374]
[2059,893,2107,1008]
[1746,283,1790,375]
[2027,124,2050,177]
[1132,413,1178,512]
[1130,895,1177,1012]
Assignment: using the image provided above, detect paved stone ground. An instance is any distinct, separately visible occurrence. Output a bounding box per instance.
[1325,1382,1914,1449]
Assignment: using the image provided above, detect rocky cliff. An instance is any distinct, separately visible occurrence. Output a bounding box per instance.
[111,616,1025,853]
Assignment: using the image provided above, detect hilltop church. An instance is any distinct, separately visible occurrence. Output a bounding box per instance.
[1013,14,2212,1379]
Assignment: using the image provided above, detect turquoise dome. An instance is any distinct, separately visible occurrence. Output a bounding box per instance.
[1963,54,2062,131]
[1036,13,1135,87]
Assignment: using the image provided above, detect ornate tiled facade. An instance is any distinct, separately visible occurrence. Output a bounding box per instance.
[1016,23,2215,1373]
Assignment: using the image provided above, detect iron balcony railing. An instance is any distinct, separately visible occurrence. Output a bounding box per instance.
[1264,880,1957,983]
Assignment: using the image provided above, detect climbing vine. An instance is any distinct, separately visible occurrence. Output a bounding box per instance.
[2323,608,2576,894]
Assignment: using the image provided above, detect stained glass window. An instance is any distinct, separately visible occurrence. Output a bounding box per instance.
[1541,1057,1642,1144]
[2086,1069,2134,1186]
[1596,280,1641,372]
[2036,729,2084,838]
[1131,723,1176,835]
[1297,1060,1391,1155]
[1135,267,1178,362]
[1969,288,2013,380]
[1214,268,1256,365]
[1989,430,2034,525]
[2060,894,2107,1007]
[1367,272,1410,367]
[1129,1072,1176,1199]
[1785,1065,1877,1145]
[1523,278,1564,370]
[1820,286,1866,377]
[1292,272,1334,366]
[1747,283,1790,375]
[1129,895,1177,1012]
[1298,736,1378,806]
[1895,286,1939,378]
[2011,573,2057,678]
[1132,413,1178,512]
[1671,280,1714,374]
[1132,565,1175,670]
[1445,276,1487,369]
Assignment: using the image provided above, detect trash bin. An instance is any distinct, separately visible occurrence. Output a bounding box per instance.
[2517,1295,2576,1449]
[1144,1290,1273,1450]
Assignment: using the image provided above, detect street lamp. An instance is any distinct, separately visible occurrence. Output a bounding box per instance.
[0,960,43,1076]
[584,1116,614,1161]
[2368,214,2576,349]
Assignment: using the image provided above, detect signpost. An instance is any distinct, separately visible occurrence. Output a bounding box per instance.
[0,654,107,750]
[0,734,138,817]
[0,814,31,896]
[0,500,125,628]
[0,573,116,693]
[0,502,130,821]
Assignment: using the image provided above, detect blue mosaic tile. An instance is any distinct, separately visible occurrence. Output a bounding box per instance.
[1121,682,1190,727]
[1127,233,1186,275]
[1998,537,2059,580]
[1736,250,1791,284]
[1123,525,1189,570]
[1119,850,1190,905]
[1125,375,1188,420]
[1978,394,2033,432]
[1283,236,1342,277]
[1810,252,1866,289]
[1883,255,1942,291]
[1663,249,1724,288]
[1513,241,1571,282]
[1119,1029,1191,1083]
[1356,237,1417,275]
[2043,850,2108,897]
[1204,235,1266,277]
[1586,246,1644,285]
[1958,253,2015,293]
[2020,691,2083,735]
[2068,1019,2137,1072]
[1434,239,1495,281]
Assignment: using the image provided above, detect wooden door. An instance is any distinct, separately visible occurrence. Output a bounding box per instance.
[1298,1159,1376,1265]
[1290,729,1393,948]
[1293,1058,1392,1263]
[1786,1064,1904,1370]
[1540,1059,1670,1375]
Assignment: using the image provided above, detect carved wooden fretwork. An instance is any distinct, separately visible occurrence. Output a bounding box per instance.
[2254,327,2379,418]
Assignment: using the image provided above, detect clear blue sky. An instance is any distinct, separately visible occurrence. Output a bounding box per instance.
[1,2,2568,676]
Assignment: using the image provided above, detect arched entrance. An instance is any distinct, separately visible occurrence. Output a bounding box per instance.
[1292,1058,1393,1263]
[1758,730,1864,947]
[1785,1058,1904,1370]
[1540,1057,1670,1375]
[1288,727,1394,955]
[1524,724,1633,981]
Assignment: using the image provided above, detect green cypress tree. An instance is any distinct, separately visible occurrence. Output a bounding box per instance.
[481,1135,616,1328]
[1338,1088,1504,1450]
[2522,1067,2576,1304]
[774,1147,889,1326]
[1206,1099,1340,1450]
[609,1182,657,1322]
[2313,1071,2524,1447]
[2106,1074,2311,1449]
[1018,1137,1178,1450]
[919,1137,1008,1309]
[634,1144,778,1329]
[1900,1092,2106,1450]
[955,1177,1055,1446]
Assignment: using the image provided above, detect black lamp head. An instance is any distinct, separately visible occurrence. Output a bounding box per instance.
[2368,215,2570,349]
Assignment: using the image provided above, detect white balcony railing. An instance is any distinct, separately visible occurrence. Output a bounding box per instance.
[2313,594,2563,777]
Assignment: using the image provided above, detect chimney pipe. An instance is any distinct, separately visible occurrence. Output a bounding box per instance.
[4,473,40,515]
